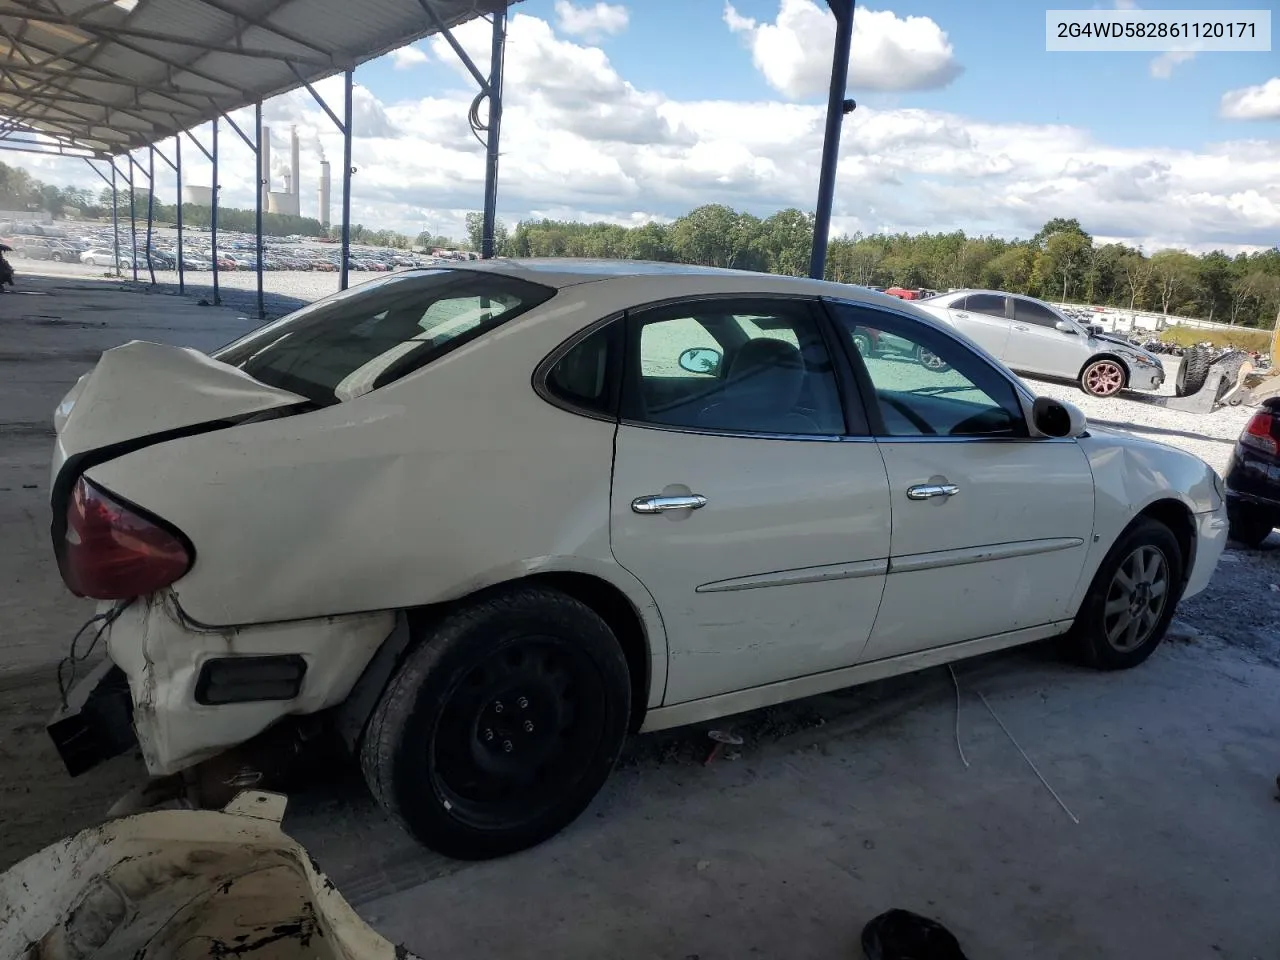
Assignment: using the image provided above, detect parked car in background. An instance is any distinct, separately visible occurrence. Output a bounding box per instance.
[48,261,1226,861]
[79,248,130,268]
[916,289,1165,397]
[1224,399,1280,547]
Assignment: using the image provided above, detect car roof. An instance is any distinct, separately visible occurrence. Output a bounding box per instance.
[437,257,927,310]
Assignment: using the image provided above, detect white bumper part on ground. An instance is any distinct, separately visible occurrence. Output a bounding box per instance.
[106,594,394,776]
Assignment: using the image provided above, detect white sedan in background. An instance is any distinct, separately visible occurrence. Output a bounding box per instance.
[915,289,1166,397]
[47,262,1225,860]
[79,248,130,268]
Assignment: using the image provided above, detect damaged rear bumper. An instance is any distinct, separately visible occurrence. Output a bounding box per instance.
[47,660,139,777]
[50,594,395,778]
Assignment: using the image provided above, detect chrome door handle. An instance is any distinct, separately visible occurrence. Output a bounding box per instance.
[906,483,959,501]
[632,494,708,514]
[1014,324,1029,331]
[954,312,969,319]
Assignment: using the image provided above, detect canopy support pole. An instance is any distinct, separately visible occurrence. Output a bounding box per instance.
[809,0,856,281]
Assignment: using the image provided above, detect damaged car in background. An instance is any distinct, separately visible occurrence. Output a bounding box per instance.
[47,261,1226,860]
[914,289,1166,398]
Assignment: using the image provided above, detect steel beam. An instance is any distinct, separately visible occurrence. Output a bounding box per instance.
[176,136,185,294]
[111,160,120,278]
[211,118,220,305]
[254,101,264,320]
[480,10,505,259]
[340,68,352,291]
[810,0,855,280]
[125,155,137,282]
[145,145,156,285]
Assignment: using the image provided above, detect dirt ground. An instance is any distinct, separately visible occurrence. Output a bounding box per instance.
[2,273,1278,959]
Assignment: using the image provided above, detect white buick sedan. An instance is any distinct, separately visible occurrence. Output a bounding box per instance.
[48,260,1226,859]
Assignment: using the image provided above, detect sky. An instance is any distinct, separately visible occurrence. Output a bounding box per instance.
[8,0,1280,253]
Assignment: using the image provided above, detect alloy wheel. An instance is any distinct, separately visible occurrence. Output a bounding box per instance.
[1102,544,1169,652]
[1085,360,1124,396]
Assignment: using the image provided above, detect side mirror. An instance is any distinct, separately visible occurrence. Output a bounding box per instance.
[1054,320,1077,334]
[678,347,723,375]
[1031,396,1087,439]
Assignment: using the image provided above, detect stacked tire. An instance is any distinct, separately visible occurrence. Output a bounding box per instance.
[1174,346,1212,398]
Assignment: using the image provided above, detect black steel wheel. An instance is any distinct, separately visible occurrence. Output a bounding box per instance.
[1067,517,1184,670]
[361,587,631,860]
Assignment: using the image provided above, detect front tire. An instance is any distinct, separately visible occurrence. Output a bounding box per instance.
[1228,502,1274,547]
[1080,358,1126,397]
[361,587,631,860]
[915,344,951,372]
[1068,517,1184,670]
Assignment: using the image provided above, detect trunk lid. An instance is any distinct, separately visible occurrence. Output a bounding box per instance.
[51,340,308,489]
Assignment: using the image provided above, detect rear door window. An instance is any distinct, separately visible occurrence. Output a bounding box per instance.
[214,269,555,404]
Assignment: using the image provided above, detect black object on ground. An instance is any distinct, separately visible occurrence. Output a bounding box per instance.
[861,909,969,960]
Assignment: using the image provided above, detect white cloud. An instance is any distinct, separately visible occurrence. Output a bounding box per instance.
[725,0,961,98]
[1220,77,1280,121]
[14,7,1278,254]
[553,1,629,40]
[389,44,429,69]
[1149,50,1195,79]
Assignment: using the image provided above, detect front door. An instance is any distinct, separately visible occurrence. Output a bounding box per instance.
[1002,296,1090,379]
[609,297,892,705]
[826,300,1096,661]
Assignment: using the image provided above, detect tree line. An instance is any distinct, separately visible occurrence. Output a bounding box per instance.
[5,160,1277,327]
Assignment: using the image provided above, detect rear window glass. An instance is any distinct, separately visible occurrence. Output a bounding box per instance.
[213,269,555,404]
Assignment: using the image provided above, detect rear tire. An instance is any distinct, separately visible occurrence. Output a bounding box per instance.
[851,331,874,357]
[915,344,951,372]
[1067,517,1184,670]
[360,587,631,860]
[1175,347,1211,397]
[1227,502,1274,547]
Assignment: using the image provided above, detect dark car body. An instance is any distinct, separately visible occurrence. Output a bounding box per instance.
[1224,398,1280,546]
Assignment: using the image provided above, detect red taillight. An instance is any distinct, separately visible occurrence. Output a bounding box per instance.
[1241,411,1279,456]
[62,477,192,600]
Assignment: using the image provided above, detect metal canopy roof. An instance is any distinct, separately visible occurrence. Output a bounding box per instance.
[0,0,516,157]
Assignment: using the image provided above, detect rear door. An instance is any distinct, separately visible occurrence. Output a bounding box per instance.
[945,293,1012,359]
[608,296,892,705]
[824,299,1095,661]
[1003,297,1090,378]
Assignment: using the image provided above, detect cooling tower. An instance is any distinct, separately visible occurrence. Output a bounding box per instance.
[289,126,300,201]
[318,160,331,229]
[260,125,272,209]
[183,184,214,206]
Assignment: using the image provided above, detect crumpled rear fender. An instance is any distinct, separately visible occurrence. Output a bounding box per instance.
[0,791,418,960]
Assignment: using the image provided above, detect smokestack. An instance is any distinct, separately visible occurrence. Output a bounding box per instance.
[318,160,331,229]
[260,125,271,209]
[290,125,300,198]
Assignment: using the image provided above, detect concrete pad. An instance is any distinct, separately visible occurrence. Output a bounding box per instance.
[2,271,1278,960]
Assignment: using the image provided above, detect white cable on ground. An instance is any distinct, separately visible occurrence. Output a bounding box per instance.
[977,690,1080,825]
[948,664,969,768]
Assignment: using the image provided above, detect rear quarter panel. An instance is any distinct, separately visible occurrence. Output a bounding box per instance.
[84,281,672,702]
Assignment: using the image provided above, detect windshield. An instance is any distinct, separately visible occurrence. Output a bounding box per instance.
[213,269,555,405]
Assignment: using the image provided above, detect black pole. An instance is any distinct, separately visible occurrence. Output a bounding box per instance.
[809,0,855,280]
[340,68,353,291]
[110,162,120,278]
[145,147,156,285]
[211,118,220,305]
[481,10,506,259]
[176,136,185,295]
[127,158,138,282]
[255,101,265,320]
